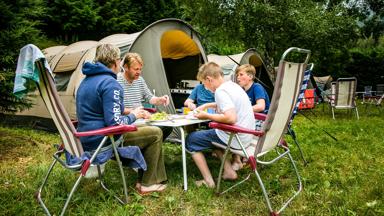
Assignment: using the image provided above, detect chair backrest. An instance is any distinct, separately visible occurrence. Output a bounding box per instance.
[334,77,357,108]
[34,52,84,157]
[255,47,310,155]
[364,86,372,97]
[376,84,384,96]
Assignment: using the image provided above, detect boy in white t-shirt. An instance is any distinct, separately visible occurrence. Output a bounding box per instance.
[186,62,255,188]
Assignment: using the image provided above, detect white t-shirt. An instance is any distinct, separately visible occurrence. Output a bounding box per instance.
[215,81,255,149]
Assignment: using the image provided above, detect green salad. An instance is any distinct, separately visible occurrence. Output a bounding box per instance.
[150,112,168,121]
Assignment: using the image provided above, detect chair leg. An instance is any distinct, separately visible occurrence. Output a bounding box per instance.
[110,136,129,204]
[355,107,359,120]
[60,174,84,216]
[215,145,230,195]
[332,107,335,119]
[254,149,302,215]
[36,159,58,216]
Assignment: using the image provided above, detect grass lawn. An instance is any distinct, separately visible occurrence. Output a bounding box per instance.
[0,103,383,215]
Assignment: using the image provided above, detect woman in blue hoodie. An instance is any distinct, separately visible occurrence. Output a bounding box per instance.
[76,44,167,194]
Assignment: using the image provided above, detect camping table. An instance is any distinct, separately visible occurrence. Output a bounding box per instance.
[136,116,209,191]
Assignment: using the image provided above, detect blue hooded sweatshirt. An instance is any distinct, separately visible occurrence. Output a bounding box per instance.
[76,62,136,151]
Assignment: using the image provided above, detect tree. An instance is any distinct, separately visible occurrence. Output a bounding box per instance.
[0,0,46,114]
[44,0,101,42]
[178,0,359,76]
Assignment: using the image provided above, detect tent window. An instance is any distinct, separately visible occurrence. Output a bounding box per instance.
[54,71,72,92]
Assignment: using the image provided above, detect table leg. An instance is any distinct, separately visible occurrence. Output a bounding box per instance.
[179,126,188,191]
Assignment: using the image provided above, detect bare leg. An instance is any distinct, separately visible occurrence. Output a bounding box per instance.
[191,152,215,187]
[214,149,238,180]
[231,154,244,171]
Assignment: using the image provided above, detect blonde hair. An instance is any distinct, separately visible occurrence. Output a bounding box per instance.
[196,62,223,81]
[123,53,144,68]
[235,64,256,79]
[95,44,120,68]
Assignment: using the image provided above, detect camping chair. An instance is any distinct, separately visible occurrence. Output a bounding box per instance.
[329,77,359,120]
[209,47,310,215]
[14,44,144,216]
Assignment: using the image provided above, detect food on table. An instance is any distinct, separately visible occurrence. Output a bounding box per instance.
[149,112,169,121]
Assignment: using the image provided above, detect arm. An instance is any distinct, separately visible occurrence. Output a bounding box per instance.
[149,95,169,106]
[252,98,266,113]
[184,98,196,110]
[101,80,136,126]
[195,107,236,124]
[196,102,217,111]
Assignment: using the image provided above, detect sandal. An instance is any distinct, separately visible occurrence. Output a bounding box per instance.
[137,184,167,196]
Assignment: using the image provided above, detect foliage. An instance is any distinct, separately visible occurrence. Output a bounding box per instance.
[44,0,102,42]
[0,104,383,215]
[178,0,359,77]
[344,35,384,90]
[0,0,46,114]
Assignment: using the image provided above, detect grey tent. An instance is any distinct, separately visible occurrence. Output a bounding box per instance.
[16,18,207,122]
[207,48,275,97]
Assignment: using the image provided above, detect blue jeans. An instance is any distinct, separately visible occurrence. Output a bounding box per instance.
[186,129,226,153]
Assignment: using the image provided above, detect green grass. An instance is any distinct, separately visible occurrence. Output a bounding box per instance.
[0,103,383,215]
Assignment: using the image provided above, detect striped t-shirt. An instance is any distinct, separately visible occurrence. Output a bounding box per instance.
[116,73,153,108]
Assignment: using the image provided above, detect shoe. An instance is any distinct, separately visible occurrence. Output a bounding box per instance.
[137,184,167,196]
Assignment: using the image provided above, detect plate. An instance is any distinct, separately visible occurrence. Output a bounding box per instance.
[147,119,169,122]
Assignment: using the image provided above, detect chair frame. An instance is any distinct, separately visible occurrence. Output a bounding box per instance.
[32,58,137,216]
[210,47,310,215]
[329,77,359,120]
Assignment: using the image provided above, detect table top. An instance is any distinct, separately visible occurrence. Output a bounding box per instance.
[134,114,209,127]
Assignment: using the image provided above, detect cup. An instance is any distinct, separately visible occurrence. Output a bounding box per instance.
[182,107,190,115]
[206,108,215,114]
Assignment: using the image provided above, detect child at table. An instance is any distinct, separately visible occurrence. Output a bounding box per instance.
[232,64,270,170]
[186,62,255,188]
[184,83,215,110]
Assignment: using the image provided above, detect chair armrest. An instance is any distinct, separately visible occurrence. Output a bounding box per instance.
[209,122,264,137]
[254,113,267,121]
[74,125,137,137]
[144,108,157,113]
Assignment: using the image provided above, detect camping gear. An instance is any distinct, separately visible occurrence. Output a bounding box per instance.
[329,77,359,120]
[15,18,207,122]
[209,47,310,215]
[314,75,333,102]
[207,48,275,98]
[14,44,143,215]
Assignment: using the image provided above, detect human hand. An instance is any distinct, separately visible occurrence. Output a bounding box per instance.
[187,102,197,110]
[193,109,209,119]
[158,95,170,106]
[131,107,147,119]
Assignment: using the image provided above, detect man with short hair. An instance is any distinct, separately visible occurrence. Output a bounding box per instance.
[117,52,173,141]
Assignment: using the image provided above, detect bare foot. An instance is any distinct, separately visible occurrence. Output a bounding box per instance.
[195,179,215,188]
[231,161,244,171]
[223,168,238,180]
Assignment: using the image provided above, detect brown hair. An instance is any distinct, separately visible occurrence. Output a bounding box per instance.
[196,62,223,82]
[95,44,120,68]
[235,64,256,79]
[122,53,144,68]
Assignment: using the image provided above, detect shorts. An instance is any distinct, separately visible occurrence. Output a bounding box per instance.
[186,129,226,153]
